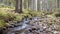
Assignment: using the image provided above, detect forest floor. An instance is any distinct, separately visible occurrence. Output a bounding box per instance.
[0,8,60,34]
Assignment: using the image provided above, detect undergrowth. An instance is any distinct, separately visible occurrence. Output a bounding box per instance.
[0,8,60,27]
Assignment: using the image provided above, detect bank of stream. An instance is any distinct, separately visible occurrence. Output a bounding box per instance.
[1,16,60,34]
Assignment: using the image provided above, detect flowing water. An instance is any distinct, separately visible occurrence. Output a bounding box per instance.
[7,17,33,34]
[6,17,60,34]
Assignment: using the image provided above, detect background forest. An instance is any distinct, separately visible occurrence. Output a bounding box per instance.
[0,0,60,34]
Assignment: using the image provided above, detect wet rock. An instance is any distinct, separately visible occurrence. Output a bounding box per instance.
[53,31,60,34]
[29,29,32,32]
[31,26,37,30]
[8,25,14,28]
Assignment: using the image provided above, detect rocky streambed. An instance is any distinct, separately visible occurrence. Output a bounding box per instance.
[1,16,60,34]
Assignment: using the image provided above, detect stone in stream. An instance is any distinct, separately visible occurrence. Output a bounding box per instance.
[24,20,30,24]
[13,24,18,27]
[52,31,60,34]
[29,29,32,32]
[8,25,15,28]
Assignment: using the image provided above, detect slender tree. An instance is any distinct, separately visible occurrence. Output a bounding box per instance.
[57,0,59,8]
[15,0,18,12]
[20,0,23,13]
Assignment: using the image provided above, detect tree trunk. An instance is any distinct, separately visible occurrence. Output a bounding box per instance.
[57,0,59,8]
[15,0,18,12]
[20,0,23,13]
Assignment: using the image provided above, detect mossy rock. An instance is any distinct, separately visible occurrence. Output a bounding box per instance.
[52,12,60,17]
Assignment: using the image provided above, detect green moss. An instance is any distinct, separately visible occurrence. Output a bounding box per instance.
[14,15,24,21]
[52,11,60,17]
[23,9,47,18]
[23,9,30,13]
[1,8,60,27]
[0,20,6,27]
[0,4,15,9]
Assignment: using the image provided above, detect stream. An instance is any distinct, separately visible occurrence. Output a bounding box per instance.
[4,17,60,34]
[7,17,34,34]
